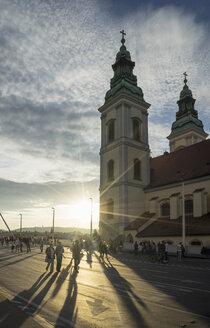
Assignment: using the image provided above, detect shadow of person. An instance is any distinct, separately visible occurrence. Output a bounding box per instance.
[95,253,149,328]
[55,267,78,328]
[0,252,39,269]
[51,259,73,298]
[24,272,59,315]
[0,272,54,327]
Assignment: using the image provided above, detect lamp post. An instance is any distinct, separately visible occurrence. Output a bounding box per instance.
[52,207,55,242]
[177,171,186,248]
[19,213,22,237]
[182,180,186,248]
[89,198,93,238]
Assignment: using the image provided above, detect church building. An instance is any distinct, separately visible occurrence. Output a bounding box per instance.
[98,32,210,250]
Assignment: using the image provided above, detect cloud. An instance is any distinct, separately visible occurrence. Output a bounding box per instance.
[0,177,99,209]
[0,0,209,227]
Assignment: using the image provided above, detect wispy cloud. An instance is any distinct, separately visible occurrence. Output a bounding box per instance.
[0,0,209,227]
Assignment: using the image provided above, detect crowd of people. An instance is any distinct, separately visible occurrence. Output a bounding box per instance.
[0,232,189,276]
[0,234,87,273]
[132,240,185,262]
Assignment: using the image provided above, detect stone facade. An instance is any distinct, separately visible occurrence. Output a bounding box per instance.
[99,35,210,247]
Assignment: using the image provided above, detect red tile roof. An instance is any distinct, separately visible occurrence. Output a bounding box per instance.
[146,139,210,189]
[136,213,210,238]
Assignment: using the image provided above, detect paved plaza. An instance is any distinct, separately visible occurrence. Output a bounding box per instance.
[0,246,210,328]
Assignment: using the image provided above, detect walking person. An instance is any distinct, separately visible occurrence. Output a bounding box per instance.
[40,240,44,253]
[72,240,80,272]
[99,240,104,260]
[134,241,138,255]
[164,241,169,262]
[103,242,108,260]
[138,242,143,257]
[181,242,185,258]
[177,242,182,262]
[15,239,20,253]
[11,241,15,253]
[45,242,55,272]
[55,241,64,272]
[20,239,23,253]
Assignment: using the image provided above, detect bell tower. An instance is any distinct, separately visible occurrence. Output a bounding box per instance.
[168,73,208,152]
[98,31,151,241]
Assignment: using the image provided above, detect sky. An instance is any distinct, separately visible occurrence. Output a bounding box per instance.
[0,0,209,230]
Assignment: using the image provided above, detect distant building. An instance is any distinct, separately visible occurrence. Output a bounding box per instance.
[98,32,210,249]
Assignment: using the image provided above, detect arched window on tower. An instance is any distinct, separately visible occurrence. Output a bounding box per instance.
[134,159,141,180]
[161,202,170,217]
[107,120,115,144]
[107,160,114,181]
[107,199,114,219]
[132,118,141,141]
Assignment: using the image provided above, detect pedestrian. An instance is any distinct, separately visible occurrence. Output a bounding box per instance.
[45,242,55,272]
[159,241,165,262]
[72,240,80,272]
[181,242,185,258]
[11,241,15,253]
[177,242,182,261]
[40,240,44,253]
[164,241,169,262]
[55,241,64,272]
[20,239,23,253]
[15,239,20,253]
[134,241,138,255]
[138,242,143,256]
[99,240,104,260]
[103,242,108,260]
[119,240,123,251]
[25,237,31,253]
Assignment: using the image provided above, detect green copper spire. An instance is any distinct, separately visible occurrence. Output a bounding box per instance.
[168,73,205,138]
[105,31,145,103]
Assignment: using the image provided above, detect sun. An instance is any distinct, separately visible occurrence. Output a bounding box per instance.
[56,200,99,229]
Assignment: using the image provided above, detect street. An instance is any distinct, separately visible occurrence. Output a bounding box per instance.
[0,246,210,328]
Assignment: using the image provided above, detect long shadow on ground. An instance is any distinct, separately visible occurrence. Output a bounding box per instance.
[0,271,58,327]
[95,252,149,328]
[55,265,78,328]
[110,251,210,325]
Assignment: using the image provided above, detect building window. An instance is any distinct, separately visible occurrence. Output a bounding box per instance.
[107,199,114,219]
[132,118,141,141]
[161,202,170,217]
[107,160,114,181]
[134,159,141,180]
[185,199,193,214]
[107,120,115,144]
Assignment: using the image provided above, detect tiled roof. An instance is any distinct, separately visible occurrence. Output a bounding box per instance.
[136,212,210,238]
[146,139,210,189]
[124,212,155,231]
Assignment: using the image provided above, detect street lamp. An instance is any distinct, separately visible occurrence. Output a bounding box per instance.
[178,171,186,248]
[19,213,22,236]
[181,180,186,248]
[89,198,93,238]
[52,207,55,242]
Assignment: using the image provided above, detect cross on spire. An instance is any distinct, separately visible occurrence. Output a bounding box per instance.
[183,72,188,85]
[120,30,126,44]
